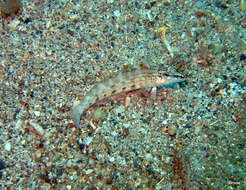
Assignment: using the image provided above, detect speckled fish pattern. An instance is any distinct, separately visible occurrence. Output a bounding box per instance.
[71,69,185,129]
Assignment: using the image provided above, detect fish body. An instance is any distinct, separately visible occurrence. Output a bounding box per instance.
[71,69,184,129]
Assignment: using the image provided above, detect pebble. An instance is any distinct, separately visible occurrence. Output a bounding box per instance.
[115,105,125,114]
[85,137,93,145]
[15,119,23,129]
[109,156,115,162]
[85,169,93,175]
[34,111,41,117]
[0,160,6,170]
[145,153,153,160]
[162,120,168,125]
[35,149,42,158]
[167,126,176,136]
[28,121,44,136]
[8,19,20,29]
[4,142,11,151]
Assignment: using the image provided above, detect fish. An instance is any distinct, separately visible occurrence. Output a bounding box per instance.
[71,69,185,129]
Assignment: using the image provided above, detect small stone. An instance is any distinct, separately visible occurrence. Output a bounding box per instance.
[158,126,167,133]
[46,20,52,29]
[4,142,11,151]
[85,169,93,174]
[167,126,176,136]
[145,153,152,160]
[162,120,168,125]
[105,177,113,185]
[34,111,41,117]
[79,143,85,150]
[35,149,42,158]
[39,183,51,189]
[23,55,30,60]
[15,119,23,129]
[70,15,79,22]
[165,156,171,163]
[109,157,115,162]
[28,121,44,136]
[46,50,52,56]
[0,160,6,170]
[85,137,93,145]
[184,123,192,128]
[240,54,246,61]
[115,105,125,114]
[8,19,20,29]
[125,96,131,107]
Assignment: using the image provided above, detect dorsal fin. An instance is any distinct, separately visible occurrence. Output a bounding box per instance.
[122,63,150,72]
[102,64,151,81]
